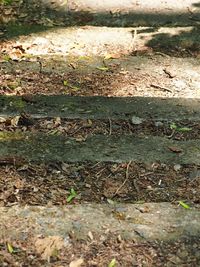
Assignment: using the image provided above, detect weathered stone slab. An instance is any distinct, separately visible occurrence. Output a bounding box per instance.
[1,95,200,121]
[5,0,200,27]
[1,132,200,164]
[0,203,199,241]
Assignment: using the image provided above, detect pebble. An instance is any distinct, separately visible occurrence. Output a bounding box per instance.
[155,121,164,127]
[131,116,143,125]
[173,164,182,171]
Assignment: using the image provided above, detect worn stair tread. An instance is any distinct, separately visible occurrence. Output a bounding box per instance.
[1,95,200,121]
[0,203,199,241]
[1,133,200,164]
[8,0,200,27]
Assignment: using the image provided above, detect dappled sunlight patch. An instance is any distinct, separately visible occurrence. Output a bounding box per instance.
[1,26,135,57]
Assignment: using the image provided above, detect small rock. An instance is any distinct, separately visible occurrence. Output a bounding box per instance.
[69,258,84,267]
[88,231,94,241]
[131,116,143,125]
[117,234,122,243]
[155,121,164,127]
[174,164,182,172]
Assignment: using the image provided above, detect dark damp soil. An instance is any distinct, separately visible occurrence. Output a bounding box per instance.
[0,235,200,266]
[0,161,199,207]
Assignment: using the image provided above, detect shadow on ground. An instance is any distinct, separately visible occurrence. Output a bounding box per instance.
[1,0,200,57]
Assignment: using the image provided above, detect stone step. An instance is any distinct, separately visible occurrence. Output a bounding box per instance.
[2,0,200,27]
[1,132,200,164]
[1,95,200,120]
[2,25,200,57]
[0,203,199,241]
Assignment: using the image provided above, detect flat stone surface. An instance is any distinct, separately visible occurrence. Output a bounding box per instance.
[0,203,199,241]
[1,95,200,120]
[2,0,200,27]
[1,133,200,164]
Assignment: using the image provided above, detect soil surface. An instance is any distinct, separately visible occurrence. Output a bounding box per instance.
[1,0,200,266]
[0,161,200,206]
[0,236,199,267]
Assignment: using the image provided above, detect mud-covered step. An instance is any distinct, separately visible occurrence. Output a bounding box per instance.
[1,95,200,121]
[0,203,200,242]
[1,132,200,164]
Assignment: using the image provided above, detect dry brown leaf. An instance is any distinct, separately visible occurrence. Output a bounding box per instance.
[168,146,183,153]
[69,258,84,267]
[35,236,64,261]
[54,117,61,127]
[22,94,36,103]
[10,116,20,127]
[87,231,94,241]
[0,117,6,123]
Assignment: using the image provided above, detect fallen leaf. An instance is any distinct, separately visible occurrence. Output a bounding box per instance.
[0,117,7,123]
[88,231,94,241]
[22,94,36,103]
[2,54,11,62]
[168,146,182,153]
[54,117,61,127]
[179,201,190,209]
[87,119,93,126]
[170,122,177,130]
[35,236,64,261]
[10,115,20,127]
[63,80,68,86]
[177,127,192,132]
[108,258,116,267]
[7,243,14,254]
[69,258,84,267]
[170,123,192,132]
[104,53,121,60]
[96,66,109,71]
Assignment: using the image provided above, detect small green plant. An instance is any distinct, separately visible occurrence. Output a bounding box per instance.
[0,0,13,5]
[170,123,192,132]
[108,259,116,267]
[66,188,77,203]
[96,66,109,71]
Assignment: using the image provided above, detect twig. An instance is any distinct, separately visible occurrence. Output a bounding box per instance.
[108,117,112,135]
[167,129,175,139]
[163,68,175,78]
[150,83,173,93]
[37,57,42,73]
[114,161,132,196]
[95,167,106,177]
[91,162,101,169]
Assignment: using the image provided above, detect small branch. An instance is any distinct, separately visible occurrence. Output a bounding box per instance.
[114,161,132,196]
[108,118,112,135]
[150,83,173,93]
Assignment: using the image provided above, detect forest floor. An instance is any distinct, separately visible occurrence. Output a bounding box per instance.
[0,0,200,266]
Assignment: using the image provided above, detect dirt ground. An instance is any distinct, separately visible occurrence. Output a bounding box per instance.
[0,160,200,206]
[0,235,200,267]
